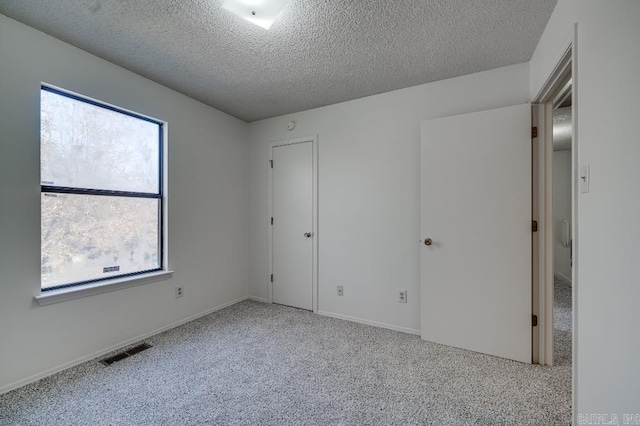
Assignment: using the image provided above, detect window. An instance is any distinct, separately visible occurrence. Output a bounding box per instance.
[40,86,164,291]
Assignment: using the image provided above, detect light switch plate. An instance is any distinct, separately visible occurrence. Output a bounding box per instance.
[580,165,590,193]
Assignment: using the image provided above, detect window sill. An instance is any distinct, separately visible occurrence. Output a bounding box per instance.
[34,270,174,306]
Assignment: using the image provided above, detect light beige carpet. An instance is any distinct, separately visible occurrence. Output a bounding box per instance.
[0,300,571,425]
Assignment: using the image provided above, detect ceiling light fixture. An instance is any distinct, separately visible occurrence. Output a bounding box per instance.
[221,0,290,30]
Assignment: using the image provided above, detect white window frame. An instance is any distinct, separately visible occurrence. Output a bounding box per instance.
[36,84,171,306]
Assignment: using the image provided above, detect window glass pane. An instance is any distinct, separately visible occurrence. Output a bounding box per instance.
[41,193,160,289]
[41,90,160,193]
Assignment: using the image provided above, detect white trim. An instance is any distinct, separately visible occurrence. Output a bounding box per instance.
[531,104,541,365]
[543,101,555,366]
[570,24,579,425]
[532,41,574,368]
[532,101,555,366]
[267,136,319,313]
[162,120,170,275]
[35,270,174,306]
[38,83,171,307]
[531,24,578,423]
[532,44,573,104]
[2,296,248,395]
[318,310,421,336]
[248,296,271,304]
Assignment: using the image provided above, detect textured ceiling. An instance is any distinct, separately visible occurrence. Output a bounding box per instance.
[0,0,557,122]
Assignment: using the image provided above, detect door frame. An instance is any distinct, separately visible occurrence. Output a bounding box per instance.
[531,26,577,370]
[267,136,319,312]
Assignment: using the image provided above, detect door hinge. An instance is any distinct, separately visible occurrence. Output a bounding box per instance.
[270,274,273,283]
[271,217,273,225]
[532,220,538,232]
[531,126,538,138]
[269,159,273,168]
[532,315,538,327]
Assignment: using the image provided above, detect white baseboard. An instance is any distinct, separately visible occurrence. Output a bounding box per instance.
[317,310,421,336]
[248,296,271,304]
[0,296,249,395]
[555,271,572,285]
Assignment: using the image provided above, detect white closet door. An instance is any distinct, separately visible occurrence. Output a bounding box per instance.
[272,141,313,310]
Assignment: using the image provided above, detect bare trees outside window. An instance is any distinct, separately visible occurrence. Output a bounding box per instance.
[40,87,163,290]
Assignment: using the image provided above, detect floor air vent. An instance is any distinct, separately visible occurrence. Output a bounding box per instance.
[100,343,153,366]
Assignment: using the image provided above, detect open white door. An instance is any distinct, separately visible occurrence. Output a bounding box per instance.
[420,104,532,363]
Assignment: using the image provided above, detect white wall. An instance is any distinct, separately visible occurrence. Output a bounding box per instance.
[9,1,639,417]
[553,150,572,282]
[531,0,640,418]
[0,15,249,392]
[248,63,530,333]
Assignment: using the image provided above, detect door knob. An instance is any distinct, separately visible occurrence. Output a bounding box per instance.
[424,238,433,246]
[304,232,312,238]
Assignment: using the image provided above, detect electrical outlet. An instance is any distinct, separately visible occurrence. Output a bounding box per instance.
[175,286,184,298]
[337,285,344,296]
[399,290,407,303]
